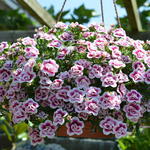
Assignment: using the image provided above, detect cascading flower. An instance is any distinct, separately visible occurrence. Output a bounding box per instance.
[0,22,149,145]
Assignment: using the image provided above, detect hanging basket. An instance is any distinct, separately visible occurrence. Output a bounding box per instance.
[56,122,114,139]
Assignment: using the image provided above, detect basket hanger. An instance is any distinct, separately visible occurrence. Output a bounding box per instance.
[56,0,122,28]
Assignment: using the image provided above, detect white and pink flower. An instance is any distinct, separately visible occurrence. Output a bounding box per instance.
[39,120,57,138]
[23,98,39,114]
[75,76,91,89]
[133,49,146,60]
[113,122,127,138]
[126,90,142,103]
[144,69,150,84]
[129,70,144,83]
[85,99,100,116]
[67,88,85,103]
[123,103,142,121]
[51,79,64,90]
[66,117,84,136]
[41,59,59,76]
[101,72,117,88]
[86,86,101,99]
[99,116,117,135]
[53,108,68,125]
[29,128,44,146]
[99,92,121,110]
[0,68,11,81]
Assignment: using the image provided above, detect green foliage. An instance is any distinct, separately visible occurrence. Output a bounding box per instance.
[0,9,33,30]
[118,128,150,150]
[116,0,150,31]
[47,4,98,24]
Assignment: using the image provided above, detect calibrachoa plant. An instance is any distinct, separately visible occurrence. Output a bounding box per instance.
[0,22,150,145]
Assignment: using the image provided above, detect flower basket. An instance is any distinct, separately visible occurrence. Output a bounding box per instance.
[0,22,150,146]
[56,122,114,139]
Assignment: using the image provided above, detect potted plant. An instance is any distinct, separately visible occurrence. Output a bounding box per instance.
[0,22,150,145]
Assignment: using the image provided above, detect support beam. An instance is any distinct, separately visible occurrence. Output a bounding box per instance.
[123,0,142,32]
[16,0,56,27]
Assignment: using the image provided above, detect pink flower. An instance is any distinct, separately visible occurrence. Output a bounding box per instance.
[86,86,101,99]
[75,59,92,69]
[123,103,142,121]
[109,45,119,51]
[99,92,121,110]
[6,89,15,99]
[24,47,39,58]
[85,99,100,116]
[12,106,27,123]
[67,88,85,103]
[48,40,62,48]
[144,56,150,67]
[66,117,84,136]
[133,49,146,60]
[57,71,70,80]
[117,84,127,98]
[0,86,5,102]
[39,77,52,89]
[59,32,74,41]
[35,87,49,101]
[109,59,125,68]
[0,68,11,81]
[39,120,57,138]
[87,42,97,51]
[3,61,13,70]
[129,70,144,83]
[22,37,36,46]
[89,64,103,79]
[41,59,59,76]
[112,50,122,59]
[144,69,150,84]
[75,76,91,89]
[0,42,8,52]
[74,102,86,113]
[78,112,89,120]
[113,28,126,38]
[53,108,68,125]
[16,55,26,67]
[75,45,86,53]
[132,61,145,71]
[48,94,64,109]
[13,69,36,83]
[126,90,142,103]
[51,79,64,90]
[94,38,108,48]
[29,128,44,146]
[69,65,84,78]
[56,88,70,102]
[55,22,68,29]
[57,47,70,59]
[117,71,129,83]
[23,98,39,114]
[101,72,117,87]
[87,51,102,59]
[99,116,117,135]
[113,122,127,138]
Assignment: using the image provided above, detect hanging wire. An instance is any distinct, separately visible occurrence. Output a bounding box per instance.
[56,0,67,23]
[112,0,121,28]
[100,0,105,26]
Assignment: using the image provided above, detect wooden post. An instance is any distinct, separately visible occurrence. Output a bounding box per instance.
[123,0,142,32]
[16,0,56,27]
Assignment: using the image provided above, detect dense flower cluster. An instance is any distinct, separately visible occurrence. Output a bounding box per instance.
[0,22,150,145]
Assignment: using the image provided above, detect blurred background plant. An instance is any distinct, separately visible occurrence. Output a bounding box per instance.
[47,4,98,24]
[0,108,28,150]
[0,9,34,30]
[116,0,150,31]
[117,128,150,150]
